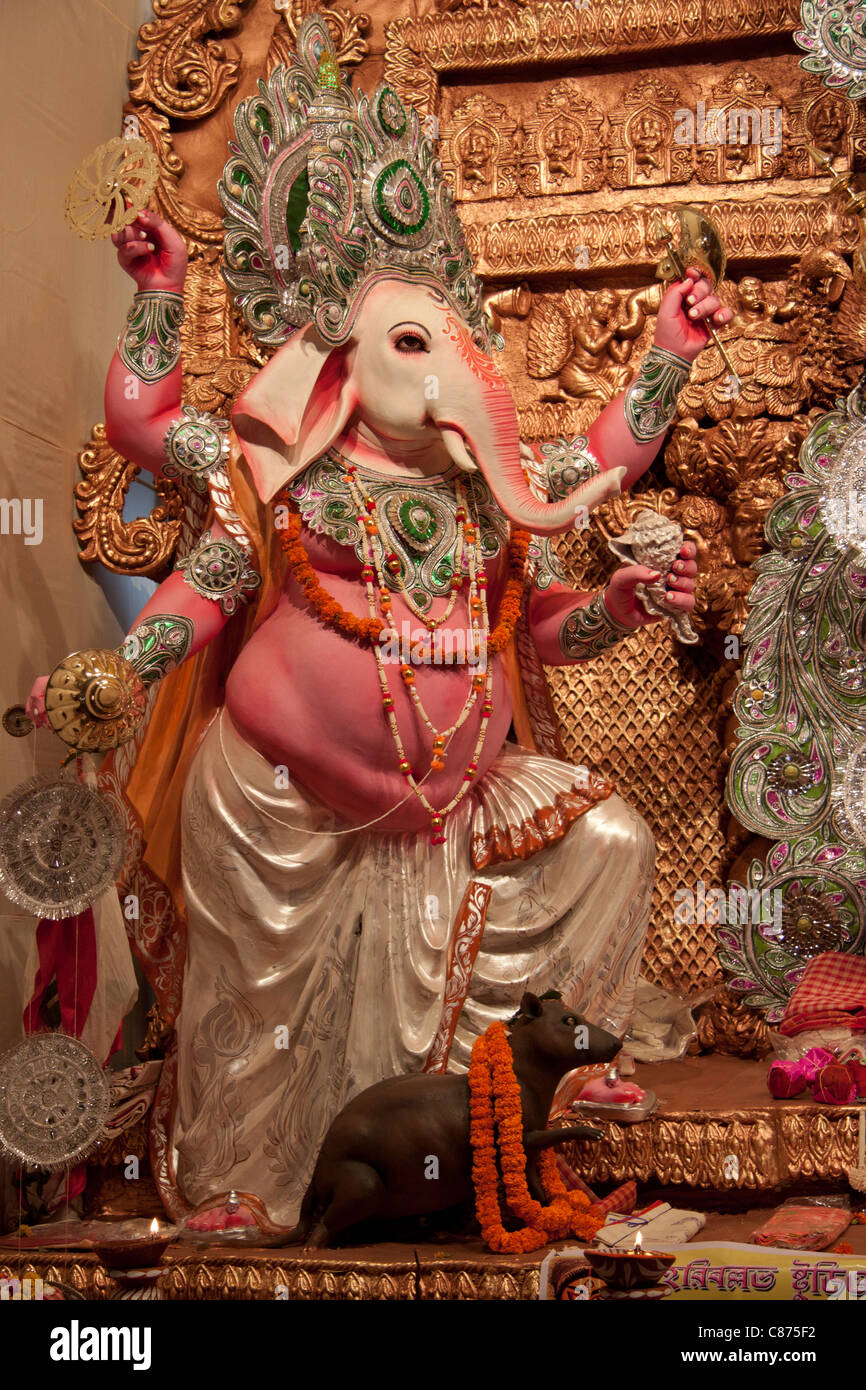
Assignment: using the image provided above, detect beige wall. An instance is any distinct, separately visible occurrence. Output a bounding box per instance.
[0,0,150,1048]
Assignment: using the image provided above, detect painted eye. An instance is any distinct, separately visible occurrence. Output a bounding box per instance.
[393,333,428,354]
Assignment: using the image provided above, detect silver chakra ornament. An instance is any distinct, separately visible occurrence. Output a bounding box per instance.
[0,774,125,918]
[607,509,699,644]
[0,1033,110,1170]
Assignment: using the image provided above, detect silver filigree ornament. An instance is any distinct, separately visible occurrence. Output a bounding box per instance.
[607,509,699,645]
[0,775,125,919]
[0,1033,110,1170]
[795,0,866,101]
[840,735,866,847]
[722,387,866,1018]
[819,422,866,559]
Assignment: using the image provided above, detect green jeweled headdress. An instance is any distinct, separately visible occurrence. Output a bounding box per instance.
[219,14,488,350]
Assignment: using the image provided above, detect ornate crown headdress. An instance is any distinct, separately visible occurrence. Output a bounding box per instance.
[219,14,488,351]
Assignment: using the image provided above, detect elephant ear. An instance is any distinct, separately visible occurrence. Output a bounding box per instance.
[232,325,358,502]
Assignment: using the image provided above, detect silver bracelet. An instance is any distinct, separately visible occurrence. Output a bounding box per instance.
[623,344,691,444]
[175,529,261,616]
[118,290,185,383]
[120,614,194,686]
[559,590,635,660]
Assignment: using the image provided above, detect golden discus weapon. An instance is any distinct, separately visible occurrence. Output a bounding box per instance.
[43,649,147,753]
[64,136,159,241]
[651,206,740,388]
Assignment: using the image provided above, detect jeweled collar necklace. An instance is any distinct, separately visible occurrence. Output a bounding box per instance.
[289,451,508,614]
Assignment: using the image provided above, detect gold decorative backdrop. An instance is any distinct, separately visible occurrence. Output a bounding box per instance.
[78,0,866,994]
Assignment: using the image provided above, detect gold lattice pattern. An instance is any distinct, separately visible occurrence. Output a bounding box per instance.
[551,524,728,993]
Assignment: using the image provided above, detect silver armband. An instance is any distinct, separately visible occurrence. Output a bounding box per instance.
[529,536,570,591]
[175,530,261,616]
[538,435,602,501]
[559,591,635,661]
[623,345,691,444]
[163,407,230,494]
[118,290,185,383]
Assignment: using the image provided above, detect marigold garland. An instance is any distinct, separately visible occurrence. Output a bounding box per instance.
[468,1021,606,1254]
[275,490,530,657]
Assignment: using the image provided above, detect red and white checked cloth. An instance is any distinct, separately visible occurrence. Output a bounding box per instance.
[779,952,866,1037]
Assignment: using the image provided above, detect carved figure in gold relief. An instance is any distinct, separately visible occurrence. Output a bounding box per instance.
[677,251,866,423]
[608,75,690,189]
[528,285,664,404]
[542,116,580,181]
[810,95,850,157]
[459,122,495,190]
[631,112,666,178]
[735,276,798,335]
[442,92,517,201]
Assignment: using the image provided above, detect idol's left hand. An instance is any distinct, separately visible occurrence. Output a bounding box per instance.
[653,267,734,363]
[604,541,697,629]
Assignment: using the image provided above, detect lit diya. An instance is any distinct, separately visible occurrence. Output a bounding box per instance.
[583,1230,675,1291]
[87,1217,177,1271]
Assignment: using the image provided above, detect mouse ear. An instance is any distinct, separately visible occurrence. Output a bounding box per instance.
[519,991,543,1017]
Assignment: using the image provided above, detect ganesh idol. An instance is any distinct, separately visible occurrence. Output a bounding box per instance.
[27,17,731,1227]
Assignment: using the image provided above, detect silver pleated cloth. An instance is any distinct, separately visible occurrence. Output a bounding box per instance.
[172,708,654,1223]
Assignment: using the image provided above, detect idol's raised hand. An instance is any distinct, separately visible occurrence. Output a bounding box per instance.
[604,540,698,629]
[111,208,187,294]
[653,267,734,363]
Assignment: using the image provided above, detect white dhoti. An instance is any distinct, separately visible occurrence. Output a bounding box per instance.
[171,708,654,1224]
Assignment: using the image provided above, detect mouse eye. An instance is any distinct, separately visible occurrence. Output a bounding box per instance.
[393,332,429,355]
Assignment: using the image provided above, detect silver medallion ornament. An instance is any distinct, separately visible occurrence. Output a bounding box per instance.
[0,1034,110,1170]
[795,0,866,101]
[176,530,262,616]
[219,15,489,351]
[841,736,866,848]
[539,436,601,501]
[608,509,699,645]
[723,385,866,1019]
[0,774,125,919]
[163,407,230,494]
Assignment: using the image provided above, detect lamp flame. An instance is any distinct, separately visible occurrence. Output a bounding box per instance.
[634,1230,642,1251]
[149,1218,160,1235]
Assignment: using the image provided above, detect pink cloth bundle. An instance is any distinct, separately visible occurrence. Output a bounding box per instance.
[766,1047,835,1098]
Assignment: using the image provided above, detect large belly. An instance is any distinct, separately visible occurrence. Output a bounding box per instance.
[224,580,514,833]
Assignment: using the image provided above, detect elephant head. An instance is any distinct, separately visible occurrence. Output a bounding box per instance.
[233,278,624,534]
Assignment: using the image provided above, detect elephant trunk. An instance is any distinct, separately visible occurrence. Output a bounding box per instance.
[435,379,624,536]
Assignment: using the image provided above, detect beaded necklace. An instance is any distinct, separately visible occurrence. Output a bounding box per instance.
[274,466,530,843]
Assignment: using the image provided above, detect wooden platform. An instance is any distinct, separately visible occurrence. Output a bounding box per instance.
[563,1054,865,1193]
[2,1056,864,1299]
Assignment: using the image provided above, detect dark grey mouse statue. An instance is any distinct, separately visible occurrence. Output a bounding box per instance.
[272,992,621,1247]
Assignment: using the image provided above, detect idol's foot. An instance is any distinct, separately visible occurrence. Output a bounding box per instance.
[185,1204,257,1233]
[185,1190,279,1235]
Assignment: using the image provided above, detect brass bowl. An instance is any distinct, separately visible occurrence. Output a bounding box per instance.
[44,649,146,753]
